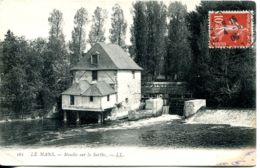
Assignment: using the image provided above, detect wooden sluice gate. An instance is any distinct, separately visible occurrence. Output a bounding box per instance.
[168,97,193,115]
[141,81,193,116]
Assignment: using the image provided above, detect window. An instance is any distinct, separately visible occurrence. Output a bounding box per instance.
[132,71,135,79]
[91,52,99,65]
[90,96,93,102]
[70,95,74,105]
[107,95,110,101]
[92,70,98,81]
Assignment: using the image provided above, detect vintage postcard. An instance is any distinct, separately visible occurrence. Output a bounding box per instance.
[0,0,256,166]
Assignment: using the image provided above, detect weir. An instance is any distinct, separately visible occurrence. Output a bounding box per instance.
[185,109,256,127]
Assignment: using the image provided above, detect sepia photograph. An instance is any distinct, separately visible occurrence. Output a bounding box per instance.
[0,0,256,166]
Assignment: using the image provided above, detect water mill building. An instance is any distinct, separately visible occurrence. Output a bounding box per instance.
[61,43,142,123]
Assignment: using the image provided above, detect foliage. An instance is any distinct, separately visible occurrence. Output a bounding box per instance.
[0,41,3,76]
[43,9,71,111]
[1,31,43,117]
[186,1,256,107]
[109,4,127,47]
[131,1,147,75]
[130,1,255,108]
[131,1,167,81]
[0,10,72,117]
[166,2,191,81]
[48,9,65,42]
[69,7,88,66]
[88,7,107,46]
[146,1,167,80]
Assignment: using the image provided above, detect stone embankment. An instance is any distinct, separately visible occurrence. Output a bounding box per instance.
[183,99,206,118]
[128,98,164,121]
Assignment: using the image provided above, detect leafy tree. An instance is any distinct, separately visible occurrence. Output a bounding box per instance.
[1,31,44,117]
[2,31,18,74]
[43,9,70,112]
[0,10,73,119]
[131,1,148,77]
[69,7,88,66]
[0,41,3,77]
[23,40,44,112]
[48,9,65,42]
[186,1,256,107]
[88,7,107,46]
[131,1,167,81]
[145,1,167,80]
[29,38,47,110]
[1,31,26,116]
[109,3,127,47]
[166,2,191,81]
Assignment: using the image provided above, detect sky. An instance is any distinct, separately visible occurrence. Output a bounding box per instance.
[0,0,201,48]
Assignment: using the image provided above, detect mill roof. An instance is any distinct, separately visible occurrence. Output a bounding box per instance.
[71,43,142,71]
[61,80,89,95]
[82,81,115,96]
[62,81,116,97]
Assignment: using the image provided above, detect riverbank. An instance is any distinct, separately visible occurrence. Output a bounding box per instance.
[0,116,44,123]
[0,146,255,166]
[0,109,59,123]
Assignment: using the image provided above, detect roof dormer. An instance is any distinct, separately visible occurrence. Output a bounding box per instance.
[91,51,100,65]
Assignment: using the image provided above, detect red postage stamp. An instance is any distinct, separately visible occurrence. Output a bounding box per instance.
[209,11,253,48]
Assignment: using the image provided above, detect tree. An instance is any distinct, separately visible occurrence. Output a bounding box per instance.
[131,1,148,76]
[69,7,88,66]
[88,7,107,46]
[1,31,43,117]
[48,9,65,42]
[109,4,127,47]
[1,31,26,116]
[186,1,256,107]
[42,9,70,112]
[145,1,167,80]
[29,38,47,110]
[166,2,191,81]
[0,40,3,78]
[131,1,167,81]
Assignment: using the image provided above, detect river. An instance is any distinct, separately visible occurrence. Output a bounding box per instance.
[0,114,255,148]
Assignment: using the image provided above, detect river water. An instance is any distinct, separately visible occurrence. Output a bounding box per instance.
[0,114,255,148]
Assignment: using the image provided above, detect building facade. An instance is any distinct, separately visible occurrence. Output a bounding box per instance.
[61,43,142,123]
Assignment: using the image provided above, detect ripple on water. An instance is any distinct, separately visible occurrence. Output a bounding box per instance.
[83,115,181,132]
[0,114,256,148]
